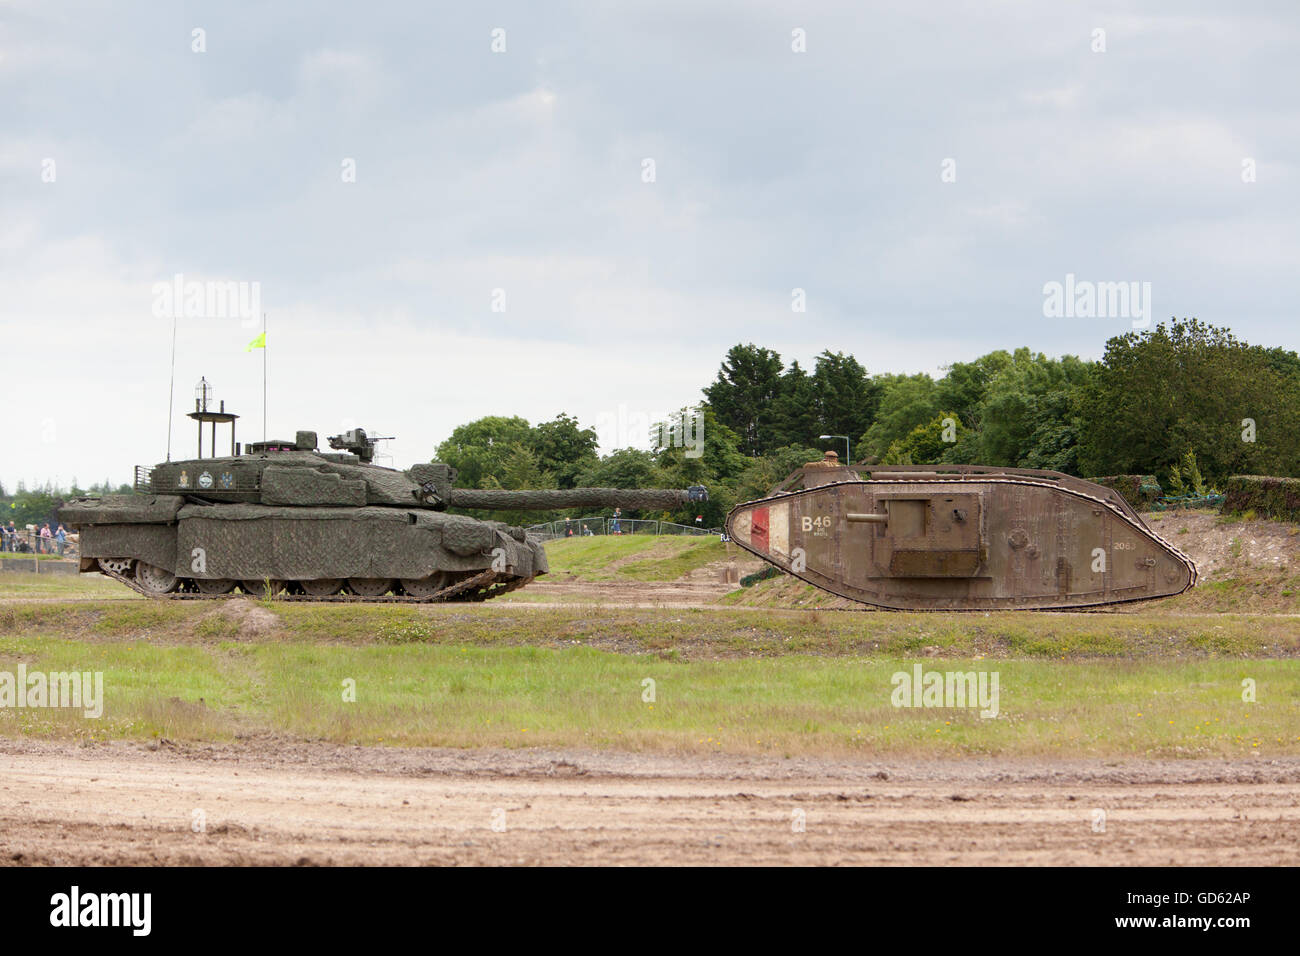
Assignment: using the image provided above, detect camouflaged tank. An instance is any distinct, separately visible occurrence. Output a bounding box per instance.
[61,428,707,602]
[726,456,1196,611]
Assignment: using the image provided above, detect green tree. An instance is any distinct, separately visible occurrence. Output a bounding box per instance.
[810,350,877,451]
[702,343,785,456]
[654,406,746,527]
[859,374,939,460]
[528,413,599,489]
[935,351,1014,428]
[882,411,961,465]
[768,361,819,449]
[733,444,824,501]
[434,416,533,488]
[976,349,1090,469]
[1076,319,1300,483]
[575,448,662,489]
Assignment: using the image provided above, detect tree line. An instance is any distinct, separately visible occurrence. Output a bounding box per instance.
[434,319,1300,526]
[703,319,1300,484]
[0,480,130,531]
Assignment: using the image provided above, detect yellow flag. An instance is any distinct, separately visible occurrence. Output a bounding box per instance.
[245,332,266,352]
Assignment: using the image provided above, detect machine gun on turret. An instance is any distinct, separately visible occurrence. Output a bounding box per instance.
[326,428,393,464]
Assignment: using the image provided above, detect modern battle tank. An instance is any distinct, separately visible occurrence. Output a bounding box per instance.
[61,427,706,602]
[726,455,1196,610]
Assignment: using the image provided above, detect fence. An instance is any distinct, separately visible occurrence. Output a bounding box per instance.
[525,517,721,541]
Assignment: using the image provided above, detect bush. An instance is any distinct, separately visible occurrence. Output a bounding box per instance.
[1166,450,1208,497]
[1084,474,1162,509]
[740,565,783,588]
[1221,475,1300,522]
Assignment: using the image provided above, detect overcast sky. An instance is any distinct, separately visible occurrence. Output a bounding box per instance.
[2,0,1297,490]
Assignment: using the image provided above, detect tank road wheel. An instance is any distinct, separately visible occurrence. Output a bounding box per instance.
[98,557,133,576]
[400,572,453,598]
[347,578,395,597]
[240,579,285,598]
[135,562,179,595]
[196,578,236,595]
[299,578,345,597]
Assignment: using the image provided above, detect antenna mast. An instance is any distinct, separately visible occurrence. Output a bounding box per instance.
[166,314,177,461]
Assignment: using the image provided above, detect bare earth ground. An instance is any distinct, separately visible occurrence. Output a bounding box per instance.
[2,739,1297,866]
[1164,510,1300,576]
[518,549,766,606]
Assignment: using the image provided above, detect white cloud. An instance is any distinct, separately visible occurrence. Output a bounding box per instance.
[3,0,1299,488]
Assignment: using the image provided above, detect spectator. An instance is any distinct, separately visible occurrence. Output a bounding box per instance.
[55,523,68,557]
[39,523,52,554]
[564,517,574,537]
[1,520,13,552]
[694,514,703,526]
[610,507,622,535]
[582,523,593,536]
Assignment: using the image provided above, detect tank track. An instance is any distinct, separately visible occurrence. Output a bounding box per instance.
[95,563,532,604]
[734,475,1198,611]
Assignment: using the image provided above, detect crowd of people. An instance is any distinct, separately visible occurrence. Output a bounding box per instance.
[1,520,72,556]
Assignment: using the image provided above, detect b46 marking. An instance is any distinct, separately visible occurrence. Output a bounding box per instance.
[801,515,832,535]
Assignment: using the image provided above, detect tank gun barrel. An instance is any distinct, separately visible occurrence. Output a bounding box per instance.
[445,486,707,511]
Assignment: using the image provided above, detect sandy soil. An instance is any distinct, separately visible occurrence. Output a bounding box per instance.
[519,579,738,606]
[1153,510,1300,578]
[518,550,765,607]
[2,739,1297,866]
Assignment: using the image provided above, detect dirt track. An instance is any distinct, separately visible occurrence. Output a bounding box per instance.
[2,740,1297,865]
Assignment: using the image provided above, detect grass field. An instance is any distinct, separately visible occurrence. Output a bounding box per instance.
[1,632,1295,756]
[2,563,1298,755]
[0,572,128,598]
[4,593,1300,658]
[542,534,726,581]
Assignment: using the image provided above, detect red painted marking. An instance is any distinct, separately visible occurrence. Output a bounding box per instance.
[751,506,769,552]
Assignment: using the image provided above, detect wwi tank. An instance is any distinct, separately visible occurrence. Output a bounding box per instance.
[726,457,1196,611]
[61,428,707,602]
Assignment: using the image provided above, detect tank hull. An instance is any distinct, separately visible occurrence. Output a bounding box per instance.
[726,477,1196,611]
[69,495,545,600]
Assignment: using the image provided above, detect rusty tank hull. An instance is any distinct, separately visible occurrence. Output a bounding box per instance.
[726,467,1196,611]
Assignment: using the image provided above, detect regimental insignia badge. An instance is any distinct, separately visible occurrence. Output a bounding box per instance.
[178,470,190,488]
[219,472,234,489]
[199,471,214,489]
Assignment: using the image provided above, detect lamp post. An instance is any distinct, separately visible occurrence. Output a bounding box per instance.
[819,434,850,464]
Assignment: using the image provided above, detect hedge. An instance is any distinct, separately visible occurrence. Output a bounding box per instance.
[739,564,783,588]
[1221,475,1300,522]
[1084,475,1162,509]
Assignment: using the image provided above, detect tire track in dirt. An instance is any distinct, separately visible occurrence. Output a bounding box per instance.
[2,742,1297,865]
